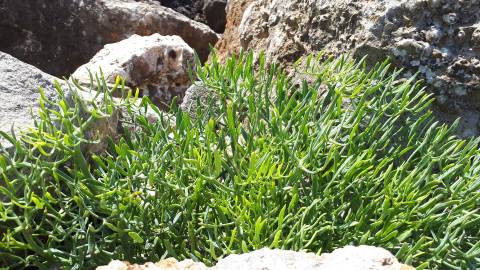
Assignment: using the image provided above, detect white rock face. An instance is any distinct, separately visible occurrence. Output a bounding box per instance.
[96,246,414,270]
[315,246,408,270]
[72,34,195,108]
[0,52,121,154]
[212,246,408,270]
[0,52,61,147]
[96,258,208,270]
[213,248,324,270]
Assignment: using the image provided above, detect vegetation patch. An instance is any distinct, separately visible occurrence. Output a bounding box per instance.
[0,53,479,269]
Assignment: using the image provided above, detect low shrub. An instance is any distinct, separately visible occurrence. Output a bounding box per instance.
[0,52,479,269]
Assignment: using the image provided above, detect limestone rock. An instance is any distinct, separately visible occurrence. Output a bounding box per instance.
[96,246,414,270]
[180,83,220,117]
[0,0,218,76]
[0,52,120,154]
[0,51,61,148]
[96,258,208,270]
[212,246,408,270]
[71,34,195,109]
[212,248,325,270]
[314,246,408,270]
[219,0,480,137]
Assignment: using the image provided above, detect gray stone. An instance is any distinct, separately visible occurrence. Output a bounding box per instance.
[0,0,218,77]
[180,83,220,117]
[0,52,121,154]
[0,51,60,148]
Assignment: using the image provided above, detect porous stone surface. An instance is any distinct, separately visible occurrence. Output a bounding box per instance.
[180,83,220,117]
[0,0,218,77]
[96,258,208,270]
[0,51,60,147]
[212,246,408,270]
[0,52,121,154]
[220,0,480,137]
[214,0,255,61]
[71,34,195,108]
[96,246,414,270]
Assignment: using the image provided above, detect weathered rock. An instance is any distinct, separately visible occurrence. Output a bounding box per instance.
[203,0,228,33]
[214,0,254,61]
[220,0,480,137]
[72,34,195,109]
[314,246,415,270]
[0,0,218,77]
[96,246,414,270]
[180,83,220,117]
[0,51,61,148]
[0,52,121,154]
[96,258,208,270]
[213,246,410,270]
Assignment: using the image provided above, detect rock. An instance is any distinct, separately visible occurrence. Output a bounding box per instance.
[0,0,218,77]
[313,246,411,270]
[218,0,480,137]
[214,0,255,61]
[72,34,194,109]
[0,52,121,155]
[203,0,228,33]
[96,258,208,270]
[0,51,61,148]
[97,246,414,270]
[213,246,409,270]
[180,83,220,117]
[213,248,325,270]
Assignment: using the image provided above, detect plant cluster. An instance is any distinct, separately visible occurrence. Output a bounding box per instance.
[0,53,479,269]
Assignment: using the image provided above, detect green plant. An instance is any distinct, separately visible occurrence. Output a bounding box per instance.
[1,52,479,269]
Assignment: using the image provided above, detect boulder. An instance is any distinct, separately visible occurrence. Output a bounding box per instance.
[0,52,121,154]
[0,0,218,77]
[218,0,480,137]
[71,34,195,109]
[0,51,61,147]
[180,83,220,117]
[213,246,411,270]
[96,246,414,270]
